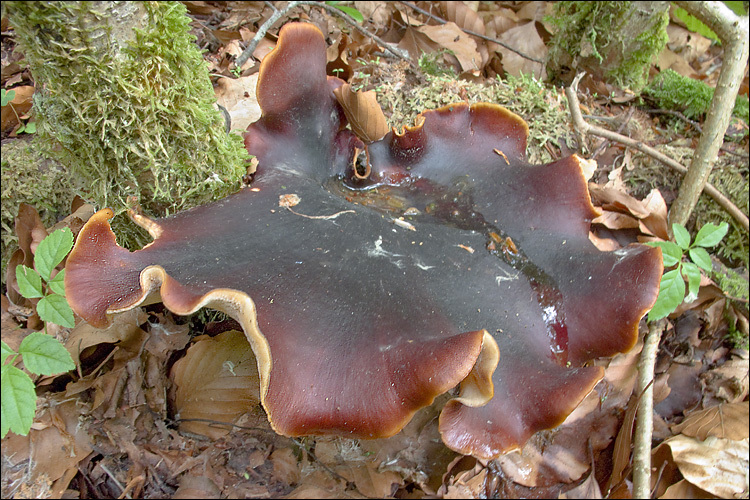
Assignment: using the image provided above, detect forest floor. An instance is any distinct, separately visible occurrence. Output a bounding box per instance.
[1,2,748,499]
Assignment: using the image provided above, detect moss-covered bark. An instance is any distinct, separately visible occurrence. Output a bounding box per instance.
[6,1,248,248]
[546,1,669,92]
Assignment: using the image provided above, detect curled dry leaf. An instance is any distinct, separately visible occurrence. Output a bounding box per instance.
[333,83,389,143]
[170,329,260,439]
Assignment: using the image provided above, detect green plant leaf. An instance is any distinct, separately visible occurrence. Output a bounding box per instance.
[2,341,15,366]
[36,294,75,328]
[681,262,701,303]
[693,222,729,248]
[1,88,16,106]
[646,241,682,267]
[688,247,712,272]
[19,331,75,375]
[648,268,686,322]
[22,121,36,134]
[1,365,37,438]
[16,265,44,299]
[48,269,66,296]
[326,2,364,23]
[34,228,74,282]
[672,223,691,250]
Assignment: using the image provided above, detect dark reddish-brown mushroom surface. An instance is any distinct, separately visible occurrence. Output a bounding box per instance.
[65,22,662,459]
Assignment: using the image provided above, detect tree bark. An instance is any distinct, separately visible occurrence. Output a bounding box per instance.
[668,2,750,229]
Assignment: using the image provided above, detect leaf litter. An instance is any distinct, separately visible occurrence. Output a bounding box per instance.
[2,1,748,498]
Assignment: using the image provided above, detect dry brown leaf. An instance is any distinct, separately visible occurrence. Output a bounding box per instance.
[215,74,261,132]
[700,357,750,405]
[559,467,603,499]
[672,402,749,441]
[666,24,712,65]
[333,83,389,143]
[416,22,482,73]
[588,184,651,218]
[440,1,485,35]
[172,475,222,499]
[496,22,547,79]
[65,308,148,366]
[171,329,260,439]
[660,478,717,499]
[661,435,749,498]
[271,447,301,486]
[1,85,34,132]
[592,210,641,230]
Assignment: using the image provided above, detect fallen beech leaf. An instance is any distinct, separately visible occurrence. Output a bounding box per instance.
[661,435,749,498]
[672,402,750,441]
[496,22,547,79]
[215,74,261,133]
[417,22,481,73]
[171,330,260,439]
[333,83,389,143]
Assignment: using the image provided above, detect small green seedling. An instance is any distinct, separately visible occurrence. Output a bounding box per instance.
[646,222,729,321]
[1,228,77,438]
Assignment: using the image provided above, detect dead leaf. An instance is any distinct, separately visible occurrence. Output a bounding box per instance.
[65,308,148,366]
[333,83,389,143]
[588,183,651,218]
[173,475,222,499]
[700,357,750,405]
[592,210,641,230]
[496,22,547,79]
[660,478,717,499]
[271,447,301,485]
[672,402,749,441]
[416,22,482,73]
[170,330,261,439]
[1,85,34,132]
[215,74,262,132]
[660,435,749,498]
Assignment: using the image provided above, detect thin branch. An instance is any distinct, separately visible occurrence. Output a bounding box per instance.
[235,1,416,71]
[669,2,750,227]
[398,0,545,64]
[565,75,749,232]
[633,320,665,499]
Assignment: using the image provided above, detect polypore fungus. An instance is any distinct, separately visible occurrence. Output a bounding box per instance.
[65,22,662,459]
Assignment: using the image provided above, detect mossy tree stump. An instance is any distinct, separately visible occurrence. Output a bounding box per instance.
[6,1,249,248]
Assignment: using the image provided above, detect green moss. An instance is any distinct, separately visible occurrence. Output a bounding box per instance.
[546,2,668,92]
[7,1,249,249]
[645,69,750,124]
[626,143,749,268]
[1,140,75,284]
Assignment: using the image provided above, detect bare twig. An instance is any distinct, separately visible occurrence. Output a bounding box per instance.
[397,0,545,64]
[633,320,665,499]
[235,1,416,71]
[565,75,749,232]
[99,463,129,499]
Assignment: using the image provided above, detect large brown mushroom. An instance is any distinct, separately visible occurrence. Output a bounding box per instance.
[65,22,662,459]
